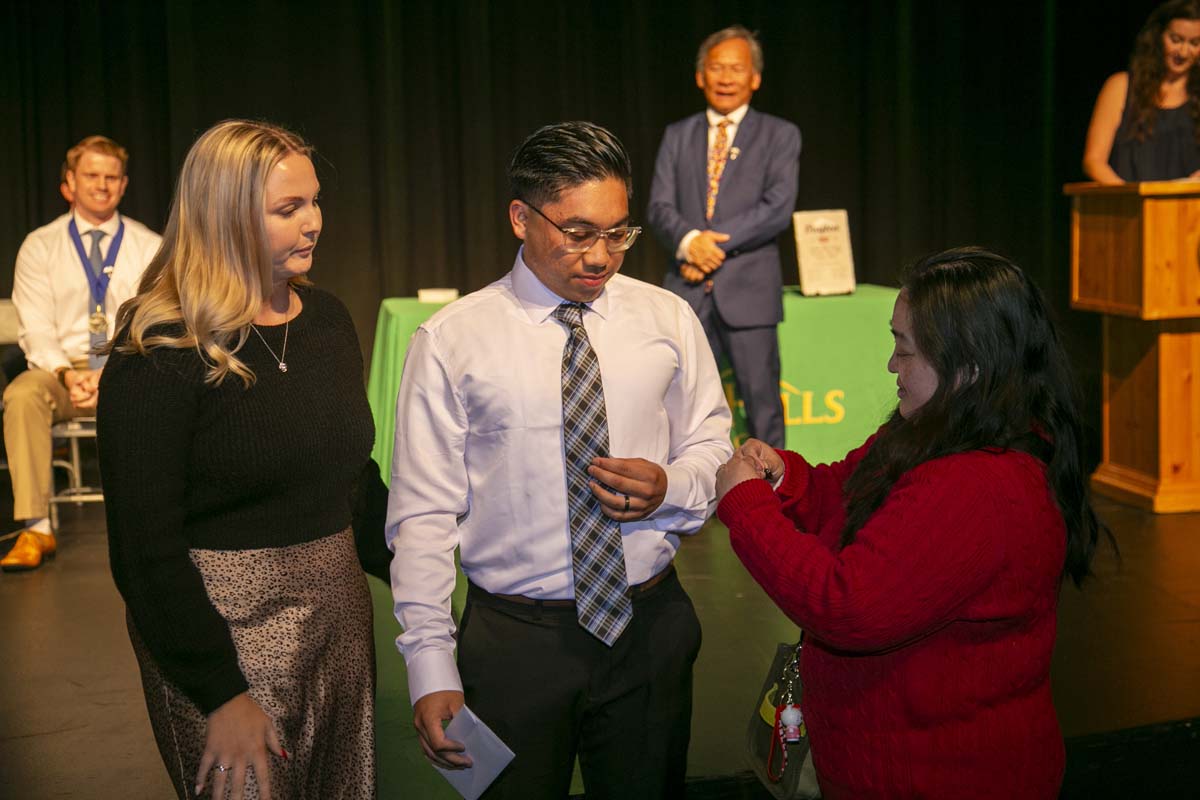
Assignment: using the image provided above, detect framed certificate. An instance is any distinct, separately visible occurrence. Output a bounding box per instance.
[792,209,856,296]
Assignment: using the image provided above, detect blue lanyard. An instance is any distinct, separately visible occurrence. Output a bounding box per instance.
[67,217,125,309]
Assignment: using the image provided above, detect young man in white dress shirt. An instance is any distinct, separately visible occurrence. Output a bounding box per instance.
[388,121,733,798]
[1,136,160,571]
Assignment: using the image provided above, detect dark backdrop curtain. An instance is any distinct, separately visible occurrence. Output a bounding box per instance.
[0,0,1165,462]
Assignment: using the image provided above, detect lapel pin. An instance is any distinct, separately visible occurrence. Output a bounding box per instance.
[729,147,741,160]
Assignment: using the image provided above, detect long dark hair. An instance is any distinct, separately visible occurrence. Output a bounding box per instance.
[1126,0,1200,144]
[841,248,1106,587]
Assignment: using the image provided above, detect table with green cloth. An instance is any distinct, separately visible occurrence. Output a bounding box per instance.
[367,285,900,479]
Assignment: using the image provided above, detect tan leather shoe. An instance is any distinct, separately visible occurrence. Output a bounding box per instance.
[0,531,58,571]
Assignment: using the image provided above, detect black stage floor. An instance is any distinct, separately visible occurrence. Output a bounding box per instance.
[1,472,1197,798]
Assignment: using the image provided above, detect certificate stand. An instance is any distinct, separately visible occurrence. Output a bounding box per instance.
[1066,181,1200,512]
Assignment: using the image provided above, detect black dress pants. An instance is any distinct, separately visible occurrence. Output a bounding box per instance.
[458,567,702,800]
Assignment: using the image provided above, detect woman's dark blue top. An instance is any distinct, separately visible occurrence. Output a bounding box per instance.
[1110,101,1200,181]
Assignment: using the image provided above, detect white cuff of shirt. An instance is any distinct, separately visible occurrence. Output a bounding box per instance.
[405,647,464,706]
[660,462,689,511]
[675,229,702,262]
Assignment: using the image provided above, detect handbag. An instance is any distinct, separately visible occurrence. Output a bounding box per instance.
[746,638,821,799]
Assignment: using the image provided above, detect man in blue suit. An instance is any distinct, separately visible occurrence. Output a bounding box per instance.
[649,25,800,449]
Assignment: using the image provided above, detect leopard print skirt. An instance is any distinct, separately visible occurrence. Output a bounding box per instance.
[129,528,376,799]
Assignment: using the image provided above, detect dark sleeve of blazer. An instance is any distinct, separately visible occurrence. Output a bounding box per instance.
[647,117,701,255]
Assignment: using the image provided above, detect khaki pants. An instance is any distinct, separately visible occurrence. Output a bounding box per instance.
[3,365,92,520]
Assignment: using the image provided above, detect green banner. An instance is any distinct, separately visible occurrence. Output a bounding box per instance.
[736,285,899,465]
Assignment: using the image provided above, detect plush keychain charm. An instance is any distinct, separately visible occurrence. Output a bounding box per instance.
[780,703,804,743]
[766,642,806,782]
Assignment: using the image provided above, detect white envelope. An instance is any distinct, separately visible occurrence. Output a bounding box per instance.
[432,705,516,800]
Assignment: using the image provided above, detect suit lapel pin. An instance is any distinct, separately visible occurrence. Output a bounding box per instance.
[729,146,741,161]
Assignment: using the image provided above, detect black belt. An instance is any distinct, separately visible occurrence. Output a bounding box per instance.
[486,564,675,607]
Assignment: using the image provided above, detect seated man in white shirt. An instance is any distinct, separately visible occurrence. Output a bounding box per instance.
[1,136,161,571]
[388,121,733,799]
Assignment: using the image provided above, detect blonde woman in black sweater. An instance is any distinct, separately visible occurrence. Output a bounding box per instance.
[98,120,376,800]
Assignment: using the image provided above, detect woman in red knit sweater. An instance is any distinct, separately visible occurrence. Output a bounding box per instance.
[715,248,1105,799]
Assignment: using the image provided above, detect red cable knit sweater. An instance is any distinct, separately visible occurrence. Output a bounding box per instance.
[718,435,1067,799]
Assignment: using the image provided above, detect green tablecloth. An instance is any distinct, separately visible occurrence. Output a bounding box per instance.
[367,285,900,477]
[366,298,450,480]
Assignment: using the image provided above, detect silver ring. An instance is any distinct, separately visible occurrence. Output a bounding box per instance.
[623,495,630,513]
[216,764,230,773]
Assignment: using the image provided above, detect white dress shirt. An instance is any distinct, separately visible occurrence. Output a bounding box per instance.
[387,249,733,703]
[675,103,752,260]
[13,210,161,371]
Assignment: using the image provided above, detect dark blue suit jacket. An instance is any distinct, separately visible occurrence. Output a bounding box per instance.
[648,108,801,329]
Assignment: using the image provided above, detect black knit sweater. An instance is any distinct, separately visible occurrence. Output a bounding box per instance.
[98,286,374,713]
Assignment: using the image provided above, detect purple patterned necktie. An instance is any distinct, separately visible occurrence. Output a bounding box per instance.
[553,302,632,646]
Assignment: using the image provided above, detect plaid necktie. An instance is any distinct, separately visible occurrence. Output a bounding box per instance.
[553,302,632,646]
[706,118,732,221]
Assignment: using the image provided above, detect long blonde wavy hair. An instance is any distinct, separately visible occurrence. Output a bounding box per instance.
[114,119,312,386]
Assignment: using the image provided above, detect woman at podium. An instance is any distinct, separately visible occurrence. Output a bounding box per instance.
[1083,0,1200,183]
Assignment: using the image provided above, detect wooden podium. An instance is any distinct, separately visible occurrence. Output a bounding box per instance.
[1066,181,1200,512]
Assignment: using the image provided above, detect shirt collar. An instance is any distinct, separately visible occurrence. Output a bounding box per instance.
[511,246,612,324]
[72,209,122,238]
[706,104,750,128]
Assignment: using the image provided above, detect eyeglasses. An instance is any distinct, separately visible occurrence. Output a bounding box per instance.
[521,200,642,254]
